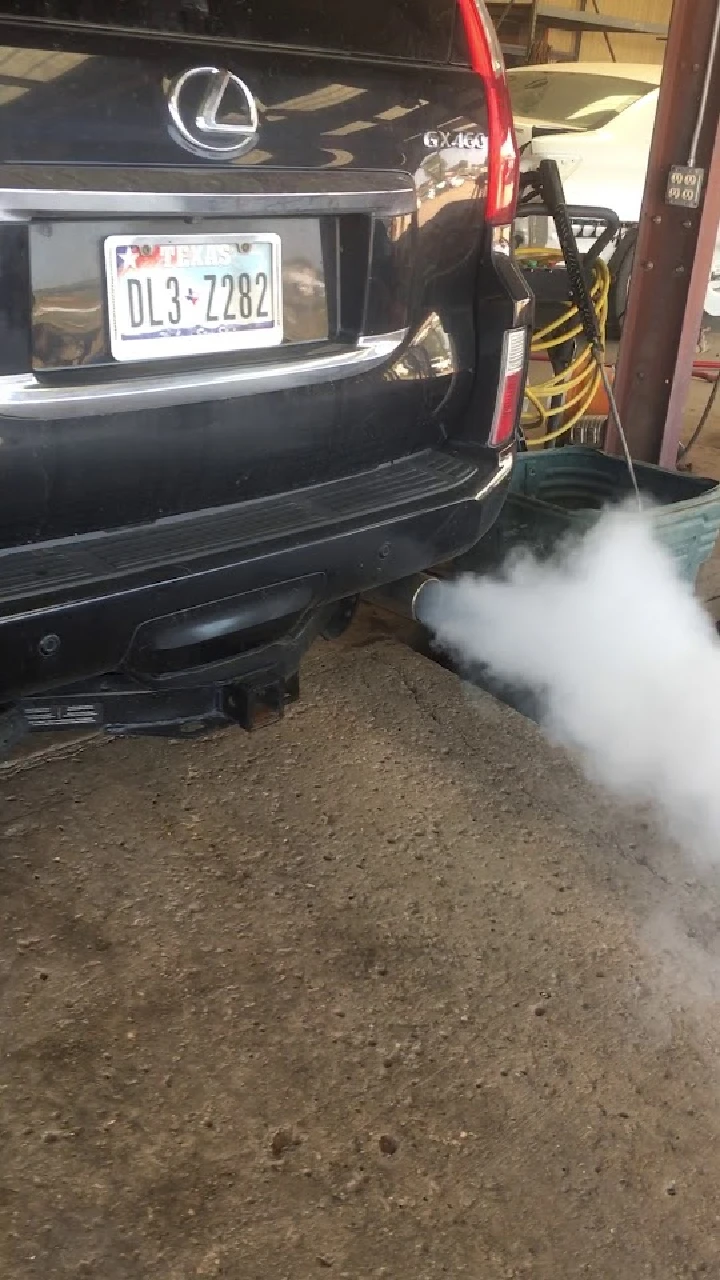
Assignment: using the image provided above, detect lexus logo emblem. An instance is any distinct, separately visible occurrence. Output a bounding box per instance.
[166,65,259,157]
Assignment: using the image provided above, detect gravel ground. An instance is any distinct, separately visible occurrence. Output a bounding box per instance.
[1,634,720,1279]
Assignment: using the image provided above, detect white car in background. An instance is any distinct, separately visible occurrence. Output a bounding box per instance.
[508,62,720,329]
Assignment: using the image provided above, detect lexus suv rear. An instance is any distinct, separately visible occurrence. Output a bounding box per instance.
[0,0,530,743]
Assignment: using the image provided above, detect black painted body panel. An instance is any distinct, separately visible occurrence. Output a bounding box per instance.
[0,7,531,711]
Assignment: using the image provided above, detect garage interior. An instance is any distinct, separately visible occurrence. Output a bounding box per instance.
[490,0,720,622]
[504,8,717,476]
[4,3,720,1279]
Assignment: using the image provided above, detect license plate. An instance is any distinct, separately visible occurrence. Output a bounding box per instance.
[104,232,283,362]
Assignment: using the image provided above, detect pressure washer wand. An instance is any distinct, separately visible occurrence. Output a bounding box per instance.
[537,159,641,509]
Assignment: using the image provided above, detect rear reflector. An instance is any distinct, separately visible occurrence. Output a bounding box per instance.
[457,0,519,225]
[489,328,527,448]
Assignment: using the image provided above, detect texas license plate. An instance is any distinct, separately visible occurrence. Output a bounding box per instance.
[104,232,283,362]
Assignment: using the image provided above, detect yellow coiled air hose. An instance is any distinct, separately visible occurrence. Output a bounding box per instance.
[515,246,611,448]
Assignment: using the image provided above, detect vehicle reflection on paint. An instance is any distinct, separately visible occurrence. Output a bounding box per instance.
[31,243,330,368]
[386,311,455,381]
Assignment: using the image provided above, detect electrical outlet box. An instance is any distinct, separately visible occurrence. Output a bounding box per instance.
[666,165,705,209]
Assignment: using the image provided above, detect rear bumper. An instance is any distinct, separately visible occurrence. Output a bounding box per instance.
[1,445,512,706]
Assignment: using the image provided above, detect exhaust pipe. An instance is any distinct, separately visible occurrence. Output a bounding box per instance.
[367,574,444,626]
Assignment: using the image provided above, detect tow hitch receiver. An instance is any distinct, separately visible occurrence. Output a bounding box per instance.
[223,673,300,731]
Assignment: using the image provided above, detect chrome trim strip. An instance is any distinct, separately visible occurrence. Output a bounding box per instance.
[473,446,514,500]
[0,330,408,420]
[0,165,416,218]
[513,294,533,326]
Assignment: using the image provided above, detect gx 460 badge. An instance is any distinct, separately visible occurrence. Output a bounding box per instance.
[423,129,485,150]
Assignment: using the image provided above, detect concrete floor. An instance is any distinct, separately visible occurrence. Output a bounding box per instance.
[2,637,720,1279]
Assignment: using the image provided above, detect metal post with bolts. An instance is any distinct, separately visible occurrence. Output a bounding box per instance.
[609,0,720,467]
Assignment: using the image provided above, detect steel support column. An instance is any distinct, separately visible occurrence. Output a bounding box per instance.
[610,0,720,466]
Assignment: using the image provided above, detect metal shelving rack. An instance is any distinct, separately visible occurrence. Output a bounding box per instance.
[487,1,669,65]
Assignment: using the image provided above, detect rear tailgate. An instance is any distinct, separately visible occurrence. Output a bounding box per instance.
[0,2,496,543]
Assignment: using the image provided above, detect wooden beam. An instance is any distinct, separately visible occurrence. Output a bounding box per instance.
[611,0,720,465]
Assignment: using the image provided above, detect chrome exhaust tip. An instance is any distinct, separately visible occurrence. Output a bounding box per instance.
[410,576,443,625]
[367,574,444,626]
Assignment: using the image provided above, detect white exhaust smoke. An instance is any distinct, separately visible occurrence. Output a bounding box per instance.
[419,506,720,860]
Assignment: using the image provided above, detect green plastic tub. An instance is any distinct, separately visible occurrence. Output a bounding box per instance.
[458,446,720,584]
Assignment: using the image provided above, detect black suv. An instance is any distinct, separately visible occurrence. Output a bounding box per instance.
[0,0,530,742]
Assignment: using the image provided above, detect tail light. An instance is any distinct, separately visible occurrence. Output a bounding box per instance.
[457,0,519,225]
[489,328,527,447]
